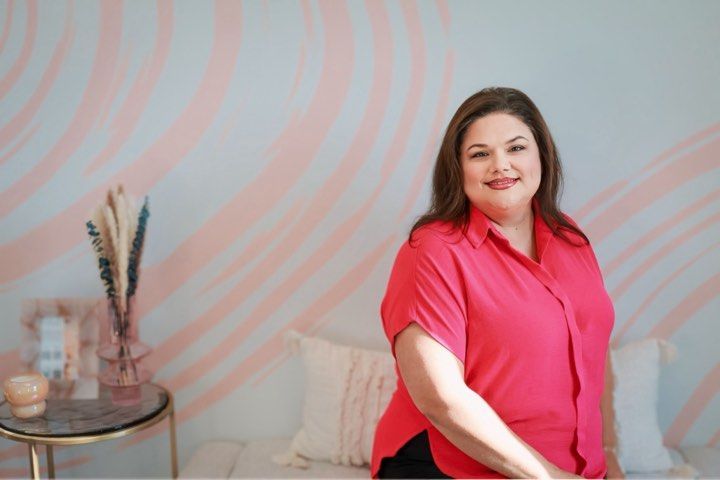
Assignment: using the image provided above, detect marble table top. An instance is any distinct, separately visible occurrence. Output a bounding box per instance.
[0,383,168,438]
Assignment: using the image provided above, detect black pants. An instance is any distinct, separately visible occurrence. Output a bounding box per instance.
[377,430,605,479]
[377,430,452,478]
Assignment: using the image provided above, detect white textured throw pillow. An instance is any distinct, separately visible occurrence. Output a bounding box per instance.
[272,330,396,469]
[611,338,677,473]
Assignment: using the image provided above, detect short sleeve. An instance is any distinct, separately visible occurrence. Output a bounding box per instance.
[380,231,468,365]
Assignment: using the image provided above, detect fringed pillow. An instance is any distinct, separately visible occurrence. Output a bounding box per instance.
[272,330,396,468]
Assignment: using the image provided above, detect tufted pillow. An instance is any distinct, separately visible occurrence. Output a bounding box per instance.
[272,330,396,468]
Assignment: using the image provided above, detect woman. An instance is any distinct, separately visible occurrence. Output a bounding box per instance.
[370,87,623,479]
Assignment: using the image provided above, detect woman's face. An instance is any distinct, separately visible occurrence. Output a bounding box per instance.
[460,113,542,219]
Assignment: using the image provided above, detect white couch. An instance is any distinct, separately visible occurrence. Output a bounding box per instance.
[180,332,719,479]
[180,437,720,479]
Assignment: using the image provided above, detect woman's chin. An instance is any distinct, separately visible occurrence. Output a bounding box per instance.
[478,197,531,213]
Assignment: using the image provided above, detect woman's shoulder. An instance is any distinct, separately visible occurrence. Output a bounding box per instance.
[389,221,466,282]
[407,219,466,251]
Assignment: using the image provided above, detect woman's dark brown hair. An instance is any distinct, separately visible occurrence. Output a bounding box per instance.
[409,86,589,246]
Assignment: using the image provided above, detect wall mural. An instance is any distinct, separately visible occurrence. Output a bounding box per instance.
[0,0,717,476]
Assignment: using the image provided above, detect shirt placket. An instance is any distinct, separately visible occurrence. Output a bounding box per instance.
[501,239,591,472]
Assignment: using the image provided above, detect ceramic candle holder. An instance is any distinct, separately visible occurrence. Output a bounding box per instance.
[3,373,49,419]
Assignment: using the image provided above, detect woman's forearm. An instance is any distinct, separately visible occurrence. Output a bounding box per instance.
[424,387,578,479]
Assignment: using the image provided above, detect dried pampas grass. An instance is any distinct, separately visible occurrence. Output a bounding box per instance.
[86,185,150,318]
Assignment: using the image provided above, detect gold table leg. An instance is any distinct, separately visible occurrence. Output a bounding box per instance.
[47,445,55,479]
[28,443,40,480]
[169,408,178,478]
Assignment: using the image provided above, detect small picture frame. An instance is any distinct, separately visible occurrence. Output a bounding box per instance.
[19,298,103,399]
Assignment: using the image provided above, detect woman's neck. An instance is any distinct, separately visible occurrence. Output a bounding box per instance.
[486,207,534,237]
[487,206,538,262]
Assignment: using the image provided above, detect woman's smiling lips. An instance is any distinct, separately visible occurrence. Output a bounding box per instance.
[485,177,519,190]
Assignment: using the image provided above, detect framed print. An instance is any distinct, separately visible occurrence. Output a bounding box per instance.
[19,298,102,399]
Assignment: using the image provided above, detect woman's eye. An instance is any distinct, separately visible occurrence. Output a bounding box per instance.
[470,146,524,158]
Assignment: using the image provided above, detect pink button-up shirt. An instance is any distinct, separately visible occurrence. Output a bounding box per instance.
[371,197,615,478]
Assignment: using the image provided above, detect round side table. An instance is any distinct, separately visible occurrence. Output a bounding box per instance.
[0,383,178,479]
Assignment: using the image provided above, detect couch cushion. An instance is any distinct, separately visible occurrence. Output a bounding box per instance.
[230,437,369,478]
[180,440,246,478]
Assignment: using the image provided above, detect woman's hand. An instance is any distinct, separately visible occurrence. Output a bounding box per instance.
[547,465,584,479]
[553,471,584,479]
[604,450,625,479]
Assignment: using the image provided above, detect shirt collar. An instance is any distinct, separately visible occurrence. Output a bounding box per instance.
[464,197,555,256]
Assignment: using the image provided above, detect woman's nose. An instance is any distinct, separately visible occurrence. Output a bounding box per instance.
[490,152,511,172]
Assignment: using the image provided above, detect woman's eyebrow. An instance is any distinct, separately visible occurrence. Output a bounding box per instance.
[466,135,528,151]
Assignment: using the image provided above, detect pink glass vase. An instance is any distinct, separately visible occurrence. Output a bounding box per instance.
[96,296,152,361]
[97,298,152,404]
